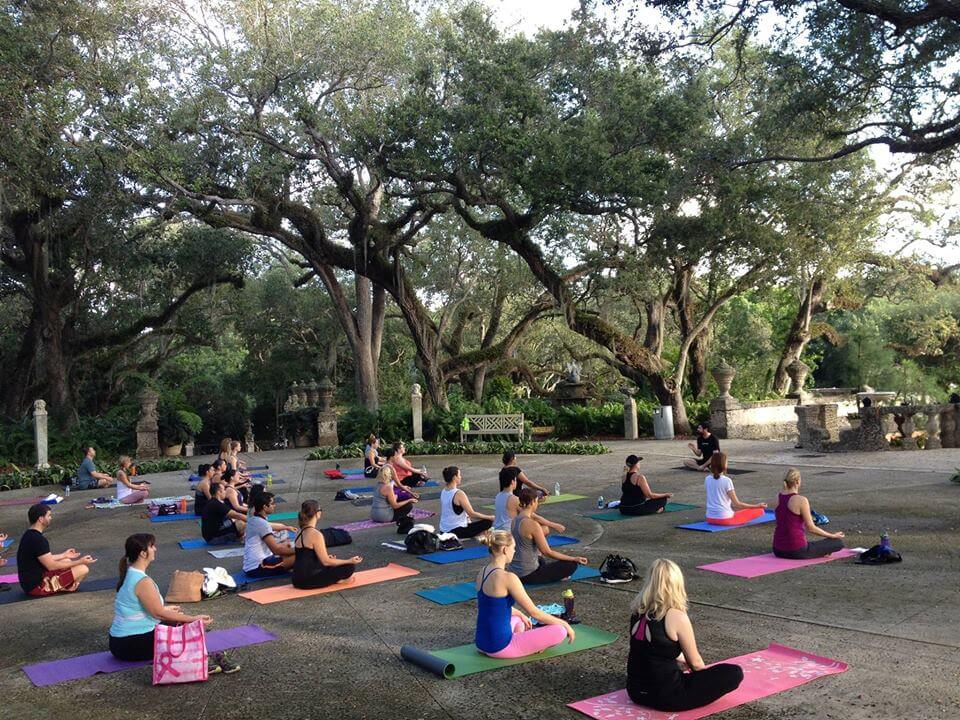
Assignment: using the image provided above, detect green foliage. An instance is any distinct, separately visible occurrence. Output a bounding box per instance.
[0,458,189,490]
[307,438,609,461]
[483,376,515,403]
[553,403,624,438]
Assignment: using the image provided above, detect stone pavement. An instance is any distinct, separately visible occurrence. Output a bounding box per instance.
[0,441,957,719]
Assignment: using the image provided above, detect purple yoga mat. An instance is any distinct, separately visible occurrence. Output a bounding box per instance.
[22,624,277,687]
[335,508,434,533]
[0,572,16,583]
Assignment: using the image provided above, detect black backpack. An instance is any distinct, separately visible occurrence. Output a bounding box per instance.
[857,545,903,565]
[600,554,639,584]
[404,529,439,555]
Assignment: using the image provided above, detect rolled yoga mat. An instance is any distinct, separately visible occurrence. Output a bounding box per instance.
[238,563,419,605]
[22,624,277,687]
[419,535,579,565]
[697,549,861,578]
[567,643,848,720]
[481,493,587,510]
[0,576,118,606]
[677,509,775,533]
[245,465,270,471]
[401,624,617,678]
[586,503,698,521]
[415,565,601,605]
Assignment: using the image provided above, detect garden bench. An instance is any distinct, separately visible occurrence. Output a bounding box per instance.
[460,414,525,442]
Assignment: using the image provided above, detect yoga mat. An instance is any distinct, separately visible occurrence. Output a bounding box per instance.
[0,572,17,583]
[415,566,601,605]
[586,503,698,521]
[149,511,196,523]
[246,465,270,471]
[419,535,579,565]
[238,563,419,604]
[402,624,617,678]
[567,643,847,720]
[335,508,435,533]
[347,481,439,494]
[180,529,294,549]
[481,493,587,510]
[0,576,118,606]
[673,467,754,476]
[0,496,44,507]
[2,537,13,548]
[697,549,860,578]
[231,569,290,586]
[341,468,365,476]
[92,495,191,510]
[22,624,277,687]
[349,491,441,506]
[677,509,776,533]
[207,547,244,558]
[251,478,286,485]
[324,469,345,478]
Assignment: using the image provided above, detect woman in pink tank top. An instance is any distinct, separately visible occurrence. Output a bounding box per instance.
[772,470,845,560]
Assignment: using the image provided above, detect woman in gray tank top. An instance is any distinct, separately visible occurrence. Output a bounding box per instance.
[370,466,418,525]
[507,488,589,584]
[495,474,567,533]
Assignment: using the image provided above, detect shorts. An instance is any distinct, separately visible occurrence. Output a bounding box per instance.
[27,568,78,597]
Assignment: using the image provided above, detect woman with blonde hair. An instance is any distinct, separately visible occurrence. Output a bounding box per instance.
[370,464,419,528]
[705,453,766,526]
[475,530,573,658]
[627,559,742,711]
[773,469,845,559]
[115,456,149,505]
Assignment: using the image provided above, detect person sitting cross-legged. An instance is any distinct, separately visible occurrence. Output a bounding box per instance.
[17,503,97,597]
[370,464,419,530]
[704,453,766,526]
[500,451,549,498]
[76,446,114,490]
[439,466,494,539]
[509,488,588,584]
[493,472,565,535]
[115,455,150,505]
[292,500,362,589]
[619,455,672,516]
[242,491,297,579]
[201,482,247,545]
[772,469,845,559]
[683,424,720,472]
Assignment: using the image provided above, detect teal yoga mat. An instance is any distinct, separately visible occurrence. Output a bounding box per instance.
[415,566,601,605]
[419,535,578,565]
[586,502,698,521]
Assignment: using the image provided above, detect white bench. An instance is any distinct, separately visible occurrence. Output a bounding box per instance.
[460,414,525,442]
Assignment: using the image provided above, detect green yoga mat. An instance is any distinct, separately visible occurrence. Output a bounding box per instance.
[401,625,617,678]
[481,493,587,510]
[268,512,298,521]
[585,503,698,521]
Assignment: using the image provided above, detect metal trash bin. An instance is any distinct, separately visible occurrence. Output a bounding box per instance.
[653,405,674,440]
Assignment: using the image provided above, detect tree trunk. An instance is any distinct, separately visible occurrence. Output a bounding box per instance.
[2,315,38,418]
[35,292,75,426]
[644,299,664,356]
[688,332,710,399]
[773,278,825,395]
[471,367,487,402]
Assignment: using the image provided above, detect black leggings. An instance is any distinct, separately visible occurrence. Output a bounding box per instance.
[109,631,155,662]
[450,519,492,539]
[393,504,413,523]
[773,537,844,560]
[400,472,428,487]
[293,563,355,590]
[519,558,579,585]
[619,497,668,516]
[629,663,743,711]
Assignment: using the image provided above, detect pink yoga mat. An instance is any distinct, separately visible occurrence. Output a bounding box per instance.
[568,644,847,720]
[335,508,434,533]
[697,549,858,578]
[0,573,16,583]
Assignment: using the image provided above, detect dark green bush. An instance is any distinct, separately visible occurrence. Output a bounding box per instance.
[0,458,189,490]
[307,438,609,461]
[553,403,623,438]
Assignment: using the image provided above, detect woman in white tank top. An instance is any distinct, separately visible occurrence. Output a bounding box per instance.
[439,466,494,539]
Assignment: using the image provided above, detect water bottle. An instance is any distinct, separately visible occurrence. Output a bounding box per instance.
[554,482,561,496]
[562,588,575,617]
[64,484,70,498]
[266,473,273,487]
[880,530,890,550]
[597,494,604,509]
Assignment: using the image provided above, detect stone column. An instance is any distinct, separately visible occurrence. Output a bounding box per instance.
[411,383,423,442]
[620,388,638,440]
[135,388,160,459]
[33,399,49,469]
[244,420,256,453]
[940,406,957,448]
[900,412,917,450]
[794,405,822,449]
[924,410,941,450]
[315,376,338,446]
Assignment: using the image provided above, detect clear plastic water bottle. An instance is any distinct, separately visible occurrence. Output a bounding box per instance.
[597,494,604,509]
[554,482,561,496]
[64,484,70,498]
[266,473,273,487]
[880,530,890,550]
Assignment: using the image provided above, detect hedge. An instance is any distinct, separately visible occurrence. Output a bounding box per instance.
[307,439,610,461]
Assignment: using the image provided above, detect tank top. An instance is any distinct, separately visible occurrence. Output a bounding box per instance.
[620,472,651,507]
[475,566,515,653]
[109,568,160,638]
[116,471,134,501]
[493,491,513,530]
[364,446,378,469]
[292,528,326,585]
[507,515,540,577]
[439,487,468,533]
[627,613,683,696]
[773,492,806,552]
[371,482,394,523]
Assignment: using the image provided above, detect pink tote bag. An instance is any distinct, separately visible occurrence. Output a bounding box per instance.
[152,620,209,685]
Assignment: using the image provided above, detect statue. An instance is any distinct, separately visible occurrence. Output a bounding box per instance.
[564,360,582,384]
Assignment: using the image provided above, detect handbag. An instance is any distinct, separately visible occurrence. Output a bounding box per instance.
[152,620,208,685]
[165,570,205,603]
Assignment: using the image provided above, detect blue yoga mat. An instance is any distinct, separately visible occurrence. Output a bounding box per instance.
[420,535,579,565]
[150,512,197,523]
[231,569,290,586]
[179,538,238,550]
[415,566,600,605]
[677,509,776,532]
[347,481,439,494]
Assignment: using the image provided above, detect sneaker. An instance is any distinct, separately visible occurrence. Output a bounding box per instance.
[343,490,359,500]
[208,651,240,675]
[208,653,223,675]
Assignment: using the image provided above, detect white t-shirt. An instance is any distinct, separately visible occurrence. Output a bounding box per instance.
[705,474,735,519]
[243,515,275,572]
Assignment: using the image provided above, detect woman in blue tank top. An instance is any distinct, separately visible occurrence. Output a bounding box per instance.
[475,530,573,658]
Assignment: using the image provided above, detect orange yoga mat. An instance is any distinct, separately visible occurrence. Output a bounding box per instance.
[238,563,420,604]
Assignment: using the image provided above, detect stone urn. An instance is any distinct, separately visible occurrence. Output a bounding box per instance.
[317,376,334,413]
[786,359,811,396]
[711,359,736,398]
[305,380,320,407]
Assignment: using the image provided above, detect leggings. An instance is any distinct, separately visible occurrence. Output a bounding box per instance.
[519,558,580,585]
[628,663,743,711]
[399,472,428,488]
[450,519,492,539]
[619,497,668,516]
[393,504,413,523]
[707,508,764,526]
[773,537,844,560]
[483,616,568,659]
[293,563,355,589]
[120,490,149,505]
[109,630,155,661]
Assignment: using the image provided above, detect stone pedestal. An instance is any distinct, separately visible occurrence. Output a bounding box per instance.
[940,406,958,448]
[136,388,160,459]
[924,412,941,449]
[33,399,49,469]
[316,412,338,446]
[709,396,741,440]
[620,389,638,440]
[411,384,423,442]
[244,420,256,453]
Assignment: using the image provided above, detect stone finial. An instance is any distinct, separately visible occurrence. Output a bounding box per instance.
[306,380,320,407]
[711,358,736,399]
[786,359,811,396]
[411,383,422,397]
[34,399,47,414]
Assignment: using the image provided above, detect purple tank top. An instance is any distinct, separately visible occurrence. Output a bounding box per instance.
[773,493,806,552]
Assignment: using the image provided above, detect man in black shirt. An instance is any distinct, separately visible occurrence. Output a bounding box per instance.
[17,503,96,597]
[684,423,721,471]
[201,482,247,544]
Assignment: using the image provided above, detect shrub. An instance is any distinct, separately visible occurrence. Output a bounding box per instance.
[0,458,189,490]
[306,439,609,461]
[553,403,623,438]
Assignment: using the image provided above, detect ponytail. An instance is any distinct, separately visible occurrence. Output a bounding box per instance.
[299,499,320,528]
[710,452,727,480]
[118,533,155,591]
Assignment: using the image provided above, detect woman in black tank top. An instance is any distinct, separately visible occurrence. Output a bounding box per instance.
[619,455,672,516]
[292,501,362,589]
[627,559,742,711]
